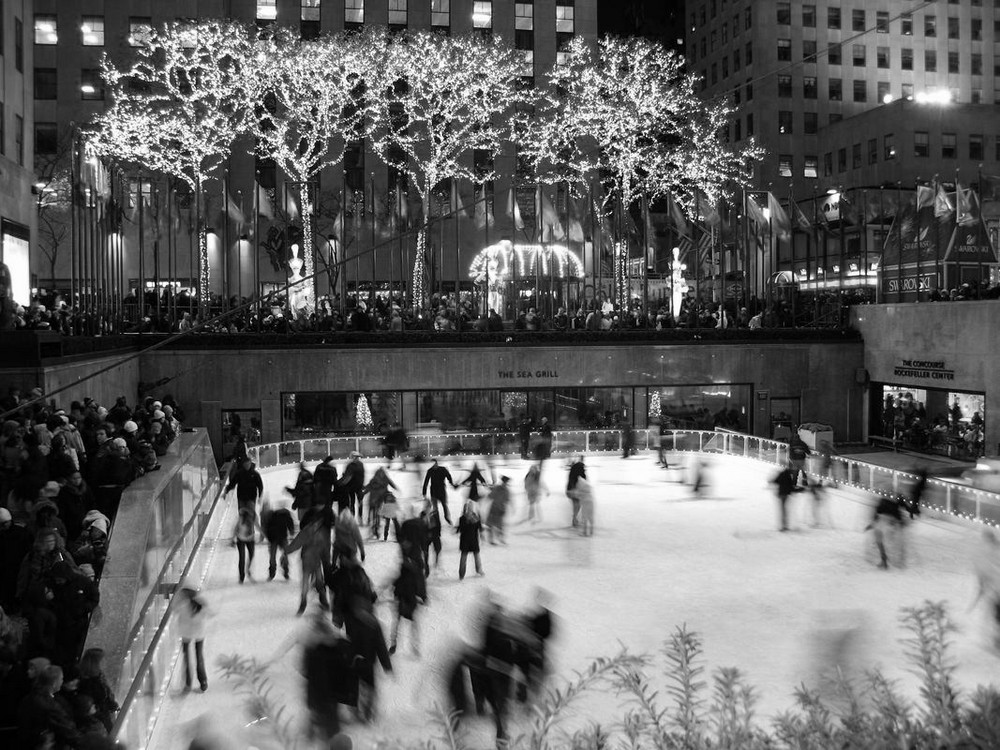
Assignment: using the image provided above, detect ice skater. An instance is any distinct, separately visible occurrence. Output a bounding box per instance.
[772,466,796,532]
[420,498,443,575]
[175,587,210,692]
[972,529,1000,650]
[486,476,511,544]
[362,465,398,539]
[389,546,427,656]
[287,513,331,614]
[460,463,488,506]
[423,458,458,525]
[566,456,586,527]
[232,507,260,584]
[867,494,906,569]
[457,500,484,580]
[576,478,595,536]
[261,500,294,581]
[524,463,545,523]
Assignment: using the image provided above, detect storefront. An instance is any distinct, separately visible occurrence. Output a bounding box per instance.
[869,382,985,458]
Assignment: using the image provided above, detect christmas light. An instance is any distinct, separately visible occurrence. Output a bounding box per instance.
[355,394,373,430]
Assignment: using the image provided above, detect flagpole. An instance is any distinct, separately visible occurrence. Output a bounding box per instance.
[223,175,230,313]
[877,187,884,304]
[932,175,941,297]
[896,181,903,303]
[741,188,748,314]
[137,174,145,321]
[977,164,985,298]
[253,174,261,328]
[642,193,649,317]
[153,182,161,321]
[370,175,376,309]
[694,191,701,309]
[915,180,924,302]
[838,189,845,307]
[786,186,794,323]
[454,179,461,311]
[861,188,868,303]
[236,189,243,304]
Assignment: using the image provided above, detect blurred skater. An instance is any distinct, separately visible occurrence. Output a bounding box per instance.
[486,476,511,545]
[657,419,672,468]
[394,503,429,575]
[423,459,457,525]
[576,478,595,536]
[261,500,294,581]
[333,507,366,566]
[175,587,210,692]
[457,500,484,580]
[867,494,906,569]
[389,547,427,656]
[519,587,555,701]
[420,498,443,574]
[691,456,709,497]
[339,451,366,516]
[788,431,811,487]
[460,463,488,506]
[773,466,796,532]
[566,456,586,527]
[524,463,544,523]
[362,465,398,539]
[908,467,928,519]
[285,462,315,523]
[287,513,331,615]
[232,508,260,584]
[972,529,1000,650]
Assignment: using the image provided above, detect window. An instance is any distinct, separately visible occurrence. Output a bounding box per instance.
[256,0,277,20]
[925,50,936,72]
[972,89,982,104]
[828,43,841,65]
[745,80,753,100]
[746,113,753,136]
[34,13,57,44]
[837,148,846,172]
[902,48,913,70]
[853,143,862,169]
[431,0,450,27]
[777,75,792,97]
[925,16,937,37]
[830,113,842,124]
[942,133,956,159]
[734,119,741,141]
[829,78,842,100]
[877,47,889,68]
[972,54,982,76]
[81,69,104,100]
[804,111,818,134]
[972,18,982,41]
[877,81,890,102]
[778,111,793,134]
[914,131,929,157]
[301,0,321,37]
[868,138,878,164]
[0,102,5,155]
[970,134,984,160]
[733,48,741,69]
[14,18,21,72]
[803,39,816,61]
[722,23,728,44]
[34,122,57,155]
[34,67,56,99]
[555,2,574,33]
[745,41,752,64]
[722,57,728,78]
[387,0,406,25]
[902,83,914,99]
[515,2,532,30]
[823,152,832,177]
[852,9,865,32]
[853,80,867,102]
[129,17,153,46]
[884,133,896,159]
[804,156,818,178]
[902,13,912,35]
[948,51,959,74]
[828,7,841,30]
[876,11,889,33]
[803,76,817,98]
[948,17,959,39]
[777,2,790,25]
[14,114,22,166]
[745,6,752,28]
[802,5,815,28]
[345,0,365,25]
[777,39,791,61]
[779,155,793,177]
[81,16,104,45]
[852,44,865,67]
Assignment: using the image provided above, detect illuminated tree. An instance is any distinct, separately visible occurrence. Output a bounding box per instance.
[249,31,370,313]
[522,36,762,309]
[368,31,527,310]
[93,20,254,310]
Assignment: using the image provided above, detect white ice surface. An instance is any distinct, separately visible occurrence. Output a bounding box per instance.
[147,452,1000,749]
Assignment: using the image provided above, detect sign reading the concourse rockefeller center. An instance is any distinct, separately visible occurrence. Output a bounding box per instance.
[893,359,955,381]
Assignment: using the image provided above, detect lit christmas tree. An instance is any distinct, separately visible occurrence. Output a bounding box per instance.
[649,391,662,420]
[356,394,373,431]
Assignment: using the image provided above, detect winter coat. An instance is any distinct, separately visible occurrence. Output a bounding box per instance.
[485,484,511,526]
[340,458,366,492]
[461,467,487,500]
[17,689,81,749]
[288,470,316,514]
[262,507,294,545]
[226,463,264,507]
[287,520,330,573]
[57,481,95,541]
[77,674,119,732]
[423,465,454,498]
[773,468,796,498]
[333,512,365,561]
[393,556,427,619]
[457,510,482,553]
[175,593,210,641]
[567,461,587,493]
[313,461,339,507]
[362,468,397,510]
[345,607,392,686]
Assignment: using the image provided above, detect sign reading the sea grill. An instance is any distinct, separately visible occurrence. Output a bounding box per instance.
[498,369,559,379]
[893,358,955,381]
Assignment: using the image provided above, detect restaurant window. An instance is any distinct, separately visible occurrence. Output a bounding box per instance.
[34,13,57,44]
[648,385,750,433]
[283,392,401,437]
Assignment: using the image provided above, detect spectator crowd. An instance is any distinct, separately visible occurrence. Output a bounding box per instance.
[0,387,184,749]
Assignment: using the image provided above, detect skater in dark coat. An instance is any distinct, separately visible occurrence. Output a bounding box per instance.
[287,516,331,615]
[261,501,295,580]
[460,463,488,503]
[457,500,484,580]
[420,499,443,576]
[485,476,511,544]
[226,458,264,515]
[566,457,586,527]
[313,456,339,509]
[389,550,427,655]
[422,458,457,524]
[342,582,392,723]
[773,467,796,532]
[394,505,428,571]
[286,463,316,522]
[339,452,366,516]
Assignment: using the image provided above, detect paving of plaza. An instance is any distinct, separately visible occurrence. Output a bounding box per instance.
[147,451,998,749]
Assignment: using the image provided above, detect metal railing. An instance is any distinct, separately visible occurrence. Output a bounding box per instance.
[249,429,1000,527]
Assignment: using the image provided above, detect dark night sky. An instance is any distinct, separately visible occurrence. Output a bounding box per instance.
[598,0,686,48]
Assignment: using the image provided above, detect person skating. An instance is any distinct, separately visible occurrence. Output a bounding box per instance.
[486,476,511,545]
[287,514,331,614]
[313,456,339,510]
[972,529,1000,650]
[518,416,532,459]
[225,458,263,516]
[772,466,796,532]
[457,500,484,580]
[524,464,544,522]
[232,507,260,584]
[422,458,457,525]
[788,431,811,487]
[333,507,366,569]
[420,498,443,576]
[868,494,906,569]
[566,456,586,527]
[361,465,398,539]
[286,463,315,523]
[460,463,488,505]
[537,417,553,464]
[261,500,294,581]
[175,587,210,692]
[576,478,595,536]
[389,547,427,656]
[339,451,366,516]
[657,418,672,468]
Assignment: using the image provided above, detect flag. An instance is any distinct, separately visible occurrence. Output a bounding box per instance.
[225,190,245,230]
[474,184,494,230]
[284,186,299,221]
[566,193,585,243]
[791,199,812,232]
[643,195,657,269]
[536,186,565,242]
[956,183,978,227]
[697,191,721,228]
[666,192,688,237]
[916,185,935,210]
[767,193,791,241]
[981,173,1000,204]
[256,183,274,219]
[839,192,861,226]
[745,193,767,231]
[934,184,954,219]
[395,182,409,229]
[507,186,524,231]
[697,228,714,266]
[451,179,468,220]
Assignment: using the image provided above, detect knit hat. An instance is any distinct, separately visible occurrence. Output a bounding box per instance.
[96,406,108,418]
[33,499,59,516]
[152,401,162,410]
[39,481,61,498]
[152,410,165,420]
[29,387,43,398]
[0,508,11,523]
[124,420,138,433]
[112,437,128,449]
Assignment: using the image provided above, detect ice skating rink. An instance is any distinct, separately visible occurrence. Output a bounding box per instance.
[149,452,1000,748]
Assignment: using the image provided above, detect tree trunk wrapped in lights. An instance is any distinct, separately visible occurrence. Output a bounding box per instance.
[92,20,255,314]
[520,36,763,312]
[367,30,528,311]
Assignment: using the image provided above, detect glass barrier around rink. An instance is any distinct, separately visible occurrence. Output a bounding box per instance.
[249,429,1000,528]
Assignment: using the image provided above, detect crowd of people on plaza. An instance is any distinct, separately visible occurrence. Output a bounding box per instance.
[0,387,184,749]
[881,392,986,459]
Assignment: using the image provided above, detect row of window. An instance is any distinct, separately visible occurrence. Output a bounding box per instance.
[821,131,993,179]
[33,68,104,101]
[776,3,988,41]
[776,40,987,76]
[0,103,26,167]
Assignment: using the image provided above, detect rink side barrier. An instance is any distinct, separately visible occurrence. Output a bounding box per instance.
[88,434,229,750]
[248,429,1000,528]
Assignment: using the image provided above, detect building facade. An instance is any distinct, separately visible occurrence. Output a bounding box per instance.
[30,0,599,313]
[0,0,36,308]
